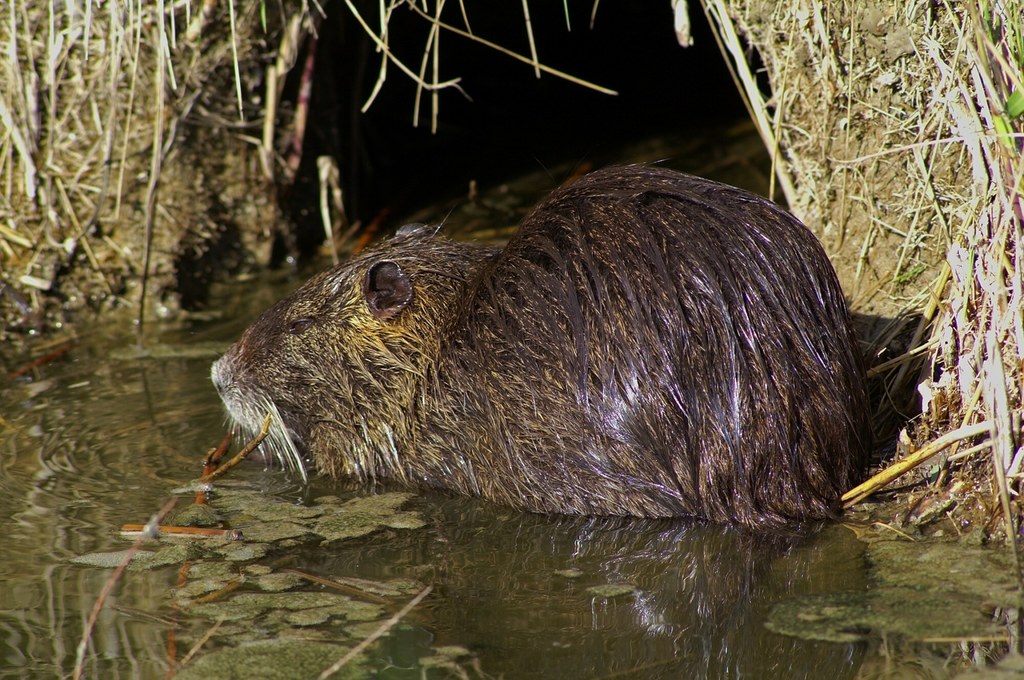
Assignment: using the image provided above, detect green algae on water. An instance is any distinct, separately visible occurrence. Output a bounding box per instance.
[768,539,1018,643]
[174,640,366,680]
[586,583,638,598]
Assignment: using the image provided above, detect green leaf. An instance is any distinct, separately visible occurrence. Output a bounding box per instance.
[1006,89,1024,119]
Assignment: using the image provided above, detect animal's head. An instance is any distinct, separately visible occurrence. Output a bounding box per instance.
[211,225,493,479]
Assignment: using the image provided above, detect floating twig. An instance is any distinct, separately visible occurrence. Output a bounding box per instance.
[318,585,433,679]
[284,569,390,604]
[198,432,235,503]
[203,432,235,470]
[7,340,75,380]
[74,497,178,680]
[118,524,243,541]
[176,618,225,672]
[189,579,245,605]
[202,414,273,482]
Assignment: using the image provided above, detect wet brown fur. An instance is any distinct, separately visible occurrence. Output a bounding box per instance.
[213,165,870,528]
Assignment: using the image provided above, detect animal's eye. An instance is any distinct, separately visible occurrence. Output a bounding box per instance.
[288,317,315,334]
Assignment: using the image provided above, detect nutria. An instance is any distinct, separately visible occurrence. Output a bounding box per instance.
[212,165,870,528]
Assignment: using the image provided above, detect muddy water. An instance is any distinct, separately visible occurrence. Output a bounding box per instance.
[1,179,1018,677]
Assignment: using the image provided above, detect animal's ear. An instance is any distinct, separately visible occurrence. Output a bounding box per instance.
[364,260,413,320]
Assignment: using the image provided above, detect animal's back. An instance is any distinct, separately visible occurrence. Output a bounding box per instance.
[437,165,869,526]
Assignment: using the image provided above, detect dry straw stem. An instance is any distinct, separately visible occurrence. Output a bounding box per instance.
[138,0,170,335]
[343,0,616,132]
[925,2,1023,528]
[842,421,992,507]
[701,0,797,206]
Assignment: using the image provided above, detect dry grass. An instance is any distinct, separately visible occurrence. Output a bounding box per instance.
[0,0,289,338]
[339,0,615,134]
[707,0,1024,538]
